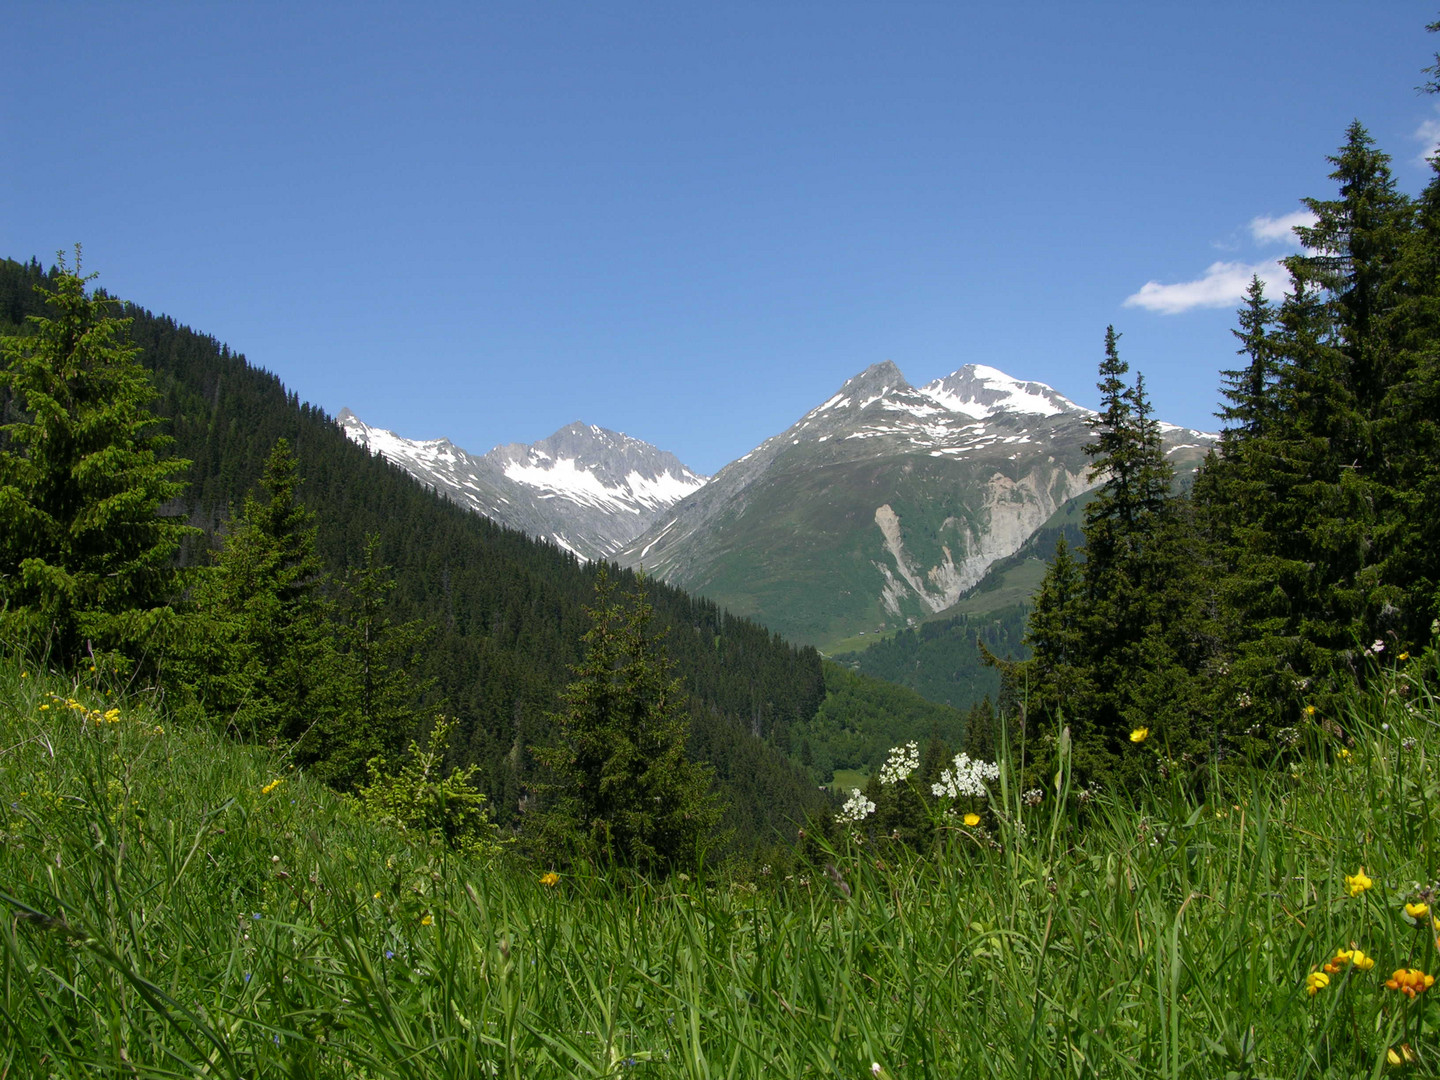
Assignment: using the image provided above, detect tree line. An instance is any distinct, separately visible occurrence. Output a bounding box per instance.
[1005,116,1440,792]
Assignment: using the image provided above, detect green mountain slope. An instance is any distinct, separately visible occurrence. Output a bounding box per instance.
[623,362,1213,653]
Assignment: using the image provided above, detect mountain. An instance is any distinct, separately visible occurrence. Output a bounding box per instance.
[338,411,707,561]
[619,361,1215,651]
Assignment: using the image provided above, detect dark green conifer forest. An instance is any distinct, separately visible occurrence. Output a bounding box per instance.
[1007,117,1440,792]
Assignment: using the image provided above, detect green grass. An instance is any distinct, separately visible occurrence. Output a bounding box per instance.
[4,653,1440,1077]
[828,768,870,794]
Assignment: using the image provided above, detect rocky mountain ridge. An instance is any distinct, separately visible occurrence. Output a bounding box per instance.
[339,361,1214,649]
[338,411,707,560]
[617,362,1214,648]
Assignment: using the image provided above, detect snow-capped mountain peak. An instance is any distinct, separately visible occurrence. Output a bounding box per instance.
[338,410,707,560]
[919,365,1083,420]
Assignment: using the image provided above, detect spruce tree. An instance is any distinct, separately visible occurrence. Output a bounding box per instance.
[1219,276,1279,448]
[176,439,343,751]
[323,534,436,788]
[0,251,194,669]
[532,572,723,872]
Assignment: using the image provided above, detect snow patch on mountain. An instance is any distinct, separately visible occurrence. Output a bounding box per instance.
[337,409,707,561]
[501,457,704,514]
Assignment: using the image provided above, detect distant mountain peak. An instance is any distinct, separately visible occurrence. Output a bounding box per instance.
[338,411,707,560]
[920,364,1082,420]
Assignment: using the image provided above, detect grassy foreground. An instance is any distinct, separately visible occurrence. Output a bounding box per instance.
[2,656,1439,1078]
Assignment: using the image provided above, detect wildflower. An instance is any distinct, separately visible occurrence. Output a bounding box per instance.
[1337,748,1351,761]
[1385,968,1435,997]
[878,741,920,785]
[931,753,1000,800]
[1389,1048,1403,1066]
[374,891,382,900]
[420,914,433,926]
[837,788,876,825]
[261,779,284,795]
[1022,788,1044,807]
[1304,704,1317,717]
[1306,971,1330,996]
[540,871,560,887]
[962,813,981,827]
[1400,651,1410,661]
[1405,901,1430,920]
[385,949,395,960]
[1345,868,1373,897]
[1326,948,1372,973]
[1129,727,1149,744]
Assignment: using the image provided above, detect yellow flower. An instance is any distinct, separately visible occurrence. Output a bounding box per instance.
[261,779,284,795]
[1406,901,1430,919]
[1129,727,1149,744]
[1399,651,1410,661]
[420,914,433,926]
[1389,1048,1403,1067]
[1345,868,1373,897]
[962,813,980,827]
[1306,971,1330,995]
[1352,950,1375,971]
[1336,747,1351,761]
[1304,704,1317,717]
[540,871,560,887]
[373,891,382,900]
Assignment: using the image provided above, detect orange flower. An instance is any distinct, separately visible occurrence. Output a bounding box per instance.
[1385,968,1435,998]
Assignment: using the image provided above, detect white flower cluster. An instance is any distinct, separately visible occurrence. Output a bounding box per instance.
[878,741,920,786]
[1365,638,1386,657]
[930,752,1000,800]
[836,788,876,824]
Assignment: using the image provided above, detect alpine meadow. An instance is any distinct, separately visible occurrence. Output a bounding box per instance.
[8,12,1440,1080]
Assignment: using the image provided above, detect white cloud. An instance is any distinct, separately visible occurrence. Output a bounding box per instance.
[1414,108,1440,165]
[1249,210,1316,244]
[1123,259,1286,316]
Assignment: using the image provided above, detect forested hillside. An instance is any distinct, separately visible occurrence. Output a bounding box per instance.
[1006,120,1440,790]
[0,255,851,847]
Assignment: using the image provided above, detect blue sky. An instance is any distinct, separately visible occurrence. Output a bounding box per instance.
[5,2,1439,474]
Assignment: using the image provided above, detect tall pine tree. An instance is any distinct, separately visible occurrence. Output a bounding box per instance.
[531,572,723,872]
[0,251,194,670]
